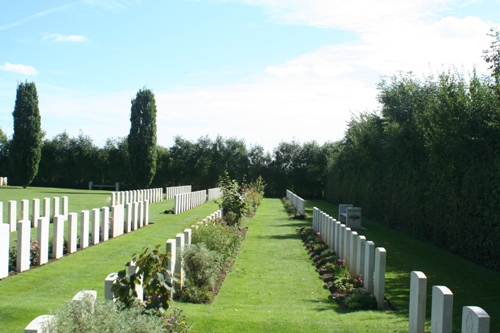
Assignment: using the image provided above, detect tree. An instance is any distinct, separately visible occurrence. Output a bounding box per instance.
[482,28,500,81]
[10,81,42,188]
[0,128,9,177]
[127,88,157,188]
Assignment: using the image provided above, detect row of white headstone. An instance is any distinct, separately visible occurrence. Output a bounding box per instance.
[286,190,306,216]
[1,196,70,232]
[173,190,207,214]
[104,209,223,302]
[313,207,387,310]
[0,200,150,279]
[0,177,7,186]
[111,188,163,207]
[24,290,98,333]
[409,271,490,333]
[165,185,192,200]
[207,187,223,202]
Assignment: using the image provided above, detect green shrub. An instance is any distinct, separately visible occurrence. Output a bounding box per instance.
[191,220,242,262]
[44,295,166,333]
[182,243,222,290]
[179,284,213,304]
[112,245,174,315]
[216,171,245,226]
[344,289,377,310]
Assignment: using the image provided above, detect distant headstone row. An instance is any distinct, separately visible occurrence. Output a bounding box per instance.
[104,209,223,302]
[0,200,150,280]
[286,190,305,216]
[174,190,207,214]
[313,207,386,309]
[111,188,163,206]
[409,271,490,333]
[165,185,192,200]
[207,187,223,202]
[0,177,7,186]
[1,196,70,232]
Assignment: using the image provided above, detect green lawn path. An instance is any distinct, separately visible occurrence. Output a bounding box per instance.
[1,188,498,332]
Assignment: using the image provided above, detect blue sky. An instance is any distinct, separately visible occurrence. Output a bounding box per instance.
[1,0,499,152]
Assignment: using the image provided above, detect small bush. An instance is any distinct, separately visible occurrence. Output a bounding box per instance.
[179,284,213,304]
[45,295,167,333]
[191,220,242,262]
[182,243,223,290]
[344,289,377,310]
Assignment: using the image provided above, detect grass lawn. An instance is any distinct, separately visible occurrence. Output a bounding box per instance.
[0,188,497,332]
[307,199,500,333]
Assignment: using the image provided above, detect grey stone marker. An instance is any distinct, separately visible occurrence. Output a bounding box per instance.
[364,240,375,293]
[338,203,353,223]
[37,217,49,265]
[101,206,109,242]
[8,200,17,232]
[461,306,490,333]
[32,198,40,228]
[374,247,386,310]
[17,220,31,272]
[80,210,90,249]
[43,198,50,219]
[431,285,453,333]
[91,208,100,245]
[53,197,60,217]
[104,272,118,300]
[356,235,366,276]
[21,199,29,221]
[24,314,54,333]
[68,213,78,254]
[409,271,427,333]
[53,215,65,259]
[346,206,362,229]
[0,223,9,278]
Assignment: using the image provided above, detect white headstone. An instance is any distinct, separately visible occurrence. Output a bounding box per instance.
[125,203,132,233]
[431,286,453,333]
[374,247,386,310]
[17,220,30,272]
[349,231,358,275]
[21,199,29,221]
[356,235,366,276]
[24,314,54,333]
[62,196,69,220]
[101,207,109,242]
[364,240,375,293]
[91,208,100,245]
[53,197,60,217]
[104,272,118,300]
[175,233,185,288]
[43,198,50,219]
[128,261,143,301]
[80,210,90,249]
[144,200,149,226]
[37,217,49,265]
[166,238,176,297]
[8,200,17,232]
[409,271,427,333]
[32,199,40,228]
[138,201,144,228]
[53,215,65,259]
[461,306,490,333]
[111,204,124,238]
[184,228,192,246]
[68,213,78,254]
[132,202,139,230]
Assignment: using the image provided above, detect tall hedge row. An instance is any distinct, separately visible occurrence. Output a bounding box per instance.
[325,71,500,270]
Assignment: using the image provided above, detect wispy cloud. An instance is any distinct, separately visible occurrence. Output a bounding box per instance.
[0,62,38,76]
[0,3,76,31]
[43,33,88,42]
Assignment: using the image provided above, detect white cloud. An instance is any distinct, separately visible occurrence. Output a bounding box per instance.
[44,33,88,42]
[0,62,38,76]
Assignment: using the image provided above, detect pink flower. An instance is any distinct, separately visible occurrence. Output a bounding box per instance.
[316,232,320,236]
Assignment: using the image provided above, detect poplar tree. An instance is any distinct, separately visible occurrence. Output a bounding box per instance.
[127,88,157,188]
[10,81,42,188]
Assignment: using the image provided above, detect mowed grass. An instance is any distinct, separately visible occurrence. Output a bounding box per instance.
[179,199,408,333]
[308,199,500,333]
[0,188,498,332]
[0,186,220,332]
